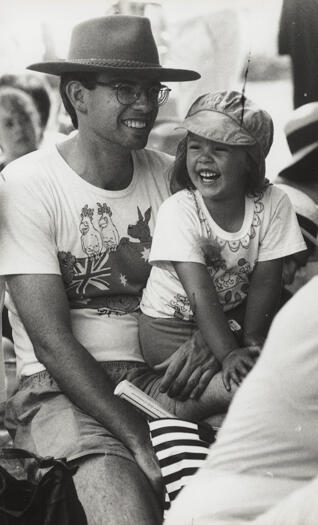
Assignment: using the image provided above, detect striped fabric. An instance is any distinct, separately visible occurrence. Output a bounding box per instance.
[149,418,216,511]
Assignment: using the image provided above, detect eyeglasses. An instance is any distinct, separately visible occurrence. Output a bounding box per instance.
[95,81,171,107]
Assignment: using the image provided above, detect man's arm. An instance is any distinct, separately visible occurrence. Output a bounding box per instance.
[243,259,283,347]
[7,273,162,498]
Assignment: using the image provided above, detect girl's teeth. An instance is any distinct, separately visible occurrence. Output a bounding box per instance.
[199,171,219,181]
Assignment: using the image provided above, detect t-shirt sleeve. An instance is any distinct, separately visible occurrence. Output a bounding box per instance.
[0,171,61,276]
[149,194,206,267]
[258,189,307,262]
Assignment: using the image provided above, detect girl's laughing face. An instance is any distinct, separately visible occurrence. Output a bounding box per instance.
[186,133,248,203]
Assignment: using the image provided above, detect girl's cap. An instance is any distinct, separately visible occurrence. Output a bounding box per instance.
[177,90,274,159]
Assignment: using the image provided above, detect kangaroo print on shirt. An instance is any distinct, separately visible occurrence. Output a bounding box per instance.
[58,204,153,314]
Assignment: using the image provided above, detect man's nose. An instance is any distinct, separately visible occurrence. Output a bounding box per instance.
[132,89,154,109]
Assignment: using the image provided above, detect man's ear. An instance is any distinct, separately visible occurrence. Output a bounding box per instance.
[66,81,88,115]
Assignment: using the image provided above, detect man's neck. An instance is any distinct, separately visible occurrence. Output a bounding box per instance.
[57,131,134,191]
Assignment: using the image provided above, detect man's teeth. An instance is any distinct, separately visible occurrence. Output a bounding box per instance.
[124,120,146,129]
[199,171,219,182]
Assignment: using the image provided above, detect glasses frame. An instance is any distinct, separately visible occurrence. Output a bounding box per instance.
[95,81,171,107]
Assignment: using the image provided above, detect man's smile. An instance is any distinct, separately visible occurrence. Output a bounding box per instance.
[123,119,147,129]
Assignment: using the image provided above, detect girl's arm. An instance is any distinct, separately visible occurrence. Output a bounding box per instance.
[173,261,257,390]
[243,258,283,347]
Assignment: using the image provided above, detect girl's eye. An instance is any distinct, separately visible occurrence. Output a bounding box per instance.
[189,143,200,150]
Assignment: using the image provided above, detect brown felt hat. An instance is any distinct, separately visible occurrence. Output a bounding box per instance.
[27,15,200,82]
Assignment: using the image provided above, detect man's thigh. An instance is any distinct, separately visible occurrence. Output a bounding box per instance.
[72,454,162,525]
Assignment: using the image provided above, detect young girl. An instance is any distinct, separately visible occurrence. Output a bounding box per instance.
[128,91,306,420]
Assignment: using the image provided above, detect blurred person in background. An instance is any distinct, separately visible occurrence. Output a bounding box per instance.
[0,72,66,147]
[278,0,318,109]
[275,101,318,204]
[275,102,318,298]
[0,85,43,432]
[0,85,42,170]
[275,184,318,302]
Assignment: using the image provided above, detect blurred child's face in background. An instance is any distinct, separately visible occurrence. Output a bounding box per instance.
[0,97,41,163]
[186,134,248,204]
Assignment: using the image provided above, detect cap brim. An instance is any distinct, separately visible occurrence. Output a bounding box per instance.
[27,61,200,82]
[176,111,257,147]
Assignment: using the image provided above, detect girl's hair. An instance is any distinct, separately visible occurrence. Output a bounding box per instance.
[59,72,98,129]
[170,134,270,196]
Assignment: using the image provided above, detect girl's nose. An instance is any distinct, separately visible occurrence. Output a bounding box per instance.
[199,144,215,159]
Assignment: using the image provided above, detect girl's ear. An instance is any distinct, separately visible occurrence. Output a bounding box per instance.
[65,80,87,116]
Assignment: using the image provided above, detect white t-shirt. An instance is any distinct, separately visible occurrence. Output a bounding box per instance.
[141,187,306,320]
[0,145,172,377]
[165,277,318,523]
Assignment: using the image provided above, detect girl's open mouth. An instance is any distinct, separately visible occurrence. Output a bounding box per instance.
[199,170,220,183]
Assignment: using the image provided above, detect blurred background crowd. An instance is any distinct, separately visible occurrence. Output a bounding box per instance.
[0,0,295,176]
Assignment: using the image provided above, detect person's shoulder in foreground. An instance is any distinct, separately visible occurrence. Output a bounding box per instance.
[165,276,318,524]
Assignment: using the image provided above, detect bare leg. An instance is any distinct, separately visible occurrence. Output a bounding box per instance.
[72,454,162,525]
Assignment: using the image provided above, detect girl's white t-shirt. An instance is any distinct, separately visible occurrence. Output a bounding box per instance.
[141,187,306,320]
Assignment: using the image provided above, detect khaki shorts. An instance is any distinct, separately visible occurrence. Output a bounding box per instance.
[5,361,146,462]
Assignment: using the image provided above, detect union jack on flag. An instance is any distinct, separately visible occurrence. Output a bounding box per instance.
[67,252,111,297]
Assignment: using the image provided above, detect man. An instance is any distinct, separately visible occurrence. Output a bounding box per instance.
[0,15,223,524]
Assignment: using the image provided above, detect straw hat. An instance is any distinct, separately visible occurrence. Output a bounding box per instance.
[27,15,200,82]
[279,102,318,180]
[276,183,318,247]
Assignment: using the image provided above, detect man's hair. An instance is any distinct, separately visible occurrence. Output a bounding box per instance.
[59,72,98,129]
[170,134,269,195]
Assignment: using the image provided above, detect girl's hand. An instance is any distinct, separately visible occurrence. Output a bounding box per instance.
[221,347,259,391]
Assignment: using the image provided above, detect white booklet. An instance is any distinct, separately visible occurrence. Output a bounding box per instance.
[114,380,174,420]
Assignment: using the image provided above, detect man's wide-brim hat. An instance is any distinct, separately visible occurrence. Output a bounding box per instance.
[279,102,318,180]
[27,15,200,82]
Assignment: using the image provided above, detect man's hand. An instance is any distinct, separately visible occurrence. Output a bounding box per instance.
[221,347,260,391]
[153,330,220,401]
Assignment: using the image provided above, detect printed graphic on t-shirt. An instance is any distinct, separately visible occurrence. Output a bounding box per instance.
[203,240,252,310]
[169,293,192,320]
[58,203,152,314]
[215,194,264,252]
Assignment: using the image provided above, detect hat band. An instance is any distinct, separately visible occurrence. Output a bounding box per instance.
[287,120,318,154]
[300,227,318,247]
[297,213,318,238]
[68,58,162,68]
